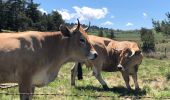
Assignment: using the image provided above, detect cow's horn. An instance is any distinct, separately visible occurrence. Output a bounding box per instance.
[76,18,80,31]
[129,49,135,57]
[84,22,90,32]
[112,48,118,52]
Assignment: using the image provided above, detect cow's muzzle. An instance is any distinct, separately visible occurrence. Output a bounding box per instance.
[87,50,98,60]
[117,64,125,71]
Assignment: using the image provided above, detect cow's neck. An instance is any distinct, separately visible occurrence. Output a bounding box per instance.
[41,32,76,66]
[107,51,119,67]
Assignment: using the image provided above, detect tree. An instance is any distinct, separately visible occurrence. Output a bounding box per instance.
[0,0,31,31]
[36,13,48,31]
[98,29,103,37]
[50,11,64,31]
[140,28,155,52]
[25,0,41,23]
[0,0,3,31]
[152,12,170,36]
[152,19,161,33]
[5,0,20,31]
[17,12,32,31]
[0,0,65,32]
[110,29,115,39]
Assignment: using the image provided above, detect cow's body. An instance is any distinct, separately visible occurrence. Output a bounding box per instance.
[0,31,66,86]
[0,20,98,100]
[71,35,143,91]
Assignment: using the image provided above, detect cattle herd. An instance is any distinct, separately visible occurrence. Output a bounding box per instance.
[0,19,143,100]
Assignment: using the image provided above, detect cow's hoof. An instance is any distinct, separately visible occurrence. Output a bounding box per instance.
[78,77,83,80]
[71,83,76,86]
[135,88,141,93]
[127,87,132,92]
[103,85,109,90]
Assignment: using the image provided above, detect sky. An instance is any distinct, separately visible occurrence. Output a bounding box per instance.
[34,0,170,30]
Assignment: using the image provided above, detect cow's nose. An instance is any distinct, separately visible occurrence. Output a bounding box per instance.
[117,64,123,71]
[87,50,98,60]
[93,53,98,59]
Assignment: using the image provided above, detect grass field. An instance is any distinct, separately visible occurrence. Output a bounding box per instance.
[0,32,170,100]
[0,58,169,100]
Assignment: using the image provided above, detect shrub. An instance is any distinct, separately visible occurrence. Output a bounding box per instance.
[140,28,155,53]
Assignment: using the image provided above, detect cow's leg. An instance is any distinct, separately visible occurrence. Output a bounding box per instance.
[31,86,35,93]
[121,71,131,90]
[77,63,83,80]
[19,80,34,100]
[132,72,140,91]
[132,65,140,91]
[92,67,109,90]
[71,62,78,86]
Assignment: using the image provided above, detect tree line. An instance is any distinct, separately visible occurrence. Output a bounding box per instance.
[0,0,116,39]
[0,0,64,32]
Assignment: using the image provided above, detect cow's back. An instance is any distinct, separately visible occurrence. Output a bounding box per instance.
[0,31,48,83]
[87,35,118,72]
[108,40,140,51]
[88,35,112,47]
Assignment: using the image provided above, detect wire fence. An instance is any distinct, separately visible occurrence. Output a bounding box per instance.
[0,91,170,99]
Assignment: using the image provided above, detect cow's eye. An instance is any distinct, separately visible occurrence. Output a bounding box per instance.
[125,53,129,58]
[80,38,86,44]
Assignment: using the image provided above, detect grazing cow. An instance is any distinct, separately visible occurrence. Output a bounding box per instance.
[71,36,143,91]
[0,19,97,100]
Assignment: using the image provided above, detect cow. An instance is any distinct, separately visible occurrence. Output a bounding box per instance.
[71,36,143,92]
[0,19,98,100]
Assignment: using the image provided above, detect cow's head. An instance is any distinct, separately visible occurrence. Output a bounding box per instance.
[115,48,141,71]
[59,19,97,61]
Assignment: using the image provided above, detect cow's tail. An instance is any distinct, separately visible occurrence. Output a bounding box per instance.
[77,63,83,80]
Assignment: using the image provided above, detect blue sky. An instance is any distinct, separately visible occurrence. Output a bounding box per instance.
[35,0,170,30]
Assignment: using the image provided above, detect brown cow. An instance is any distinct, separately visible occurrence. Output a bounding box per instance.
[71,36,143,91]
[0,19,97,100]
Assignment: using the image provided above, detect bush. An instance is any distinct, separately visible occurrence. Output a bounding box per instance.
[166,73,170,80]
[140,28,155,52]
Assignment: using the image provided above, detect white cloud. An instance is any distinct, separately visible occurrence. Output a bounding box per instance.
[143,12,148,17]
[53,9,57,12]
[38,8,47,14]
[58,9,75,20]
[57,6,108,21]
[73,6,108,21]
[126,22,133,26]
[111,15,115,19]
[101,21,113,26]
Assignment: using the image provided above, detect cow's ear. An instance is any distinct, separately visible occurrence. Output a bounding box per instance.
[112,48,121,54]
[59,24,72,37]
[125,48,134,57]
[135,50,141,55]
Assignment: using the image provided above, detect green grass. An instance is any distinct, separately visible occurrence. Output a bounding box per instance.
[0,58,169,100]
